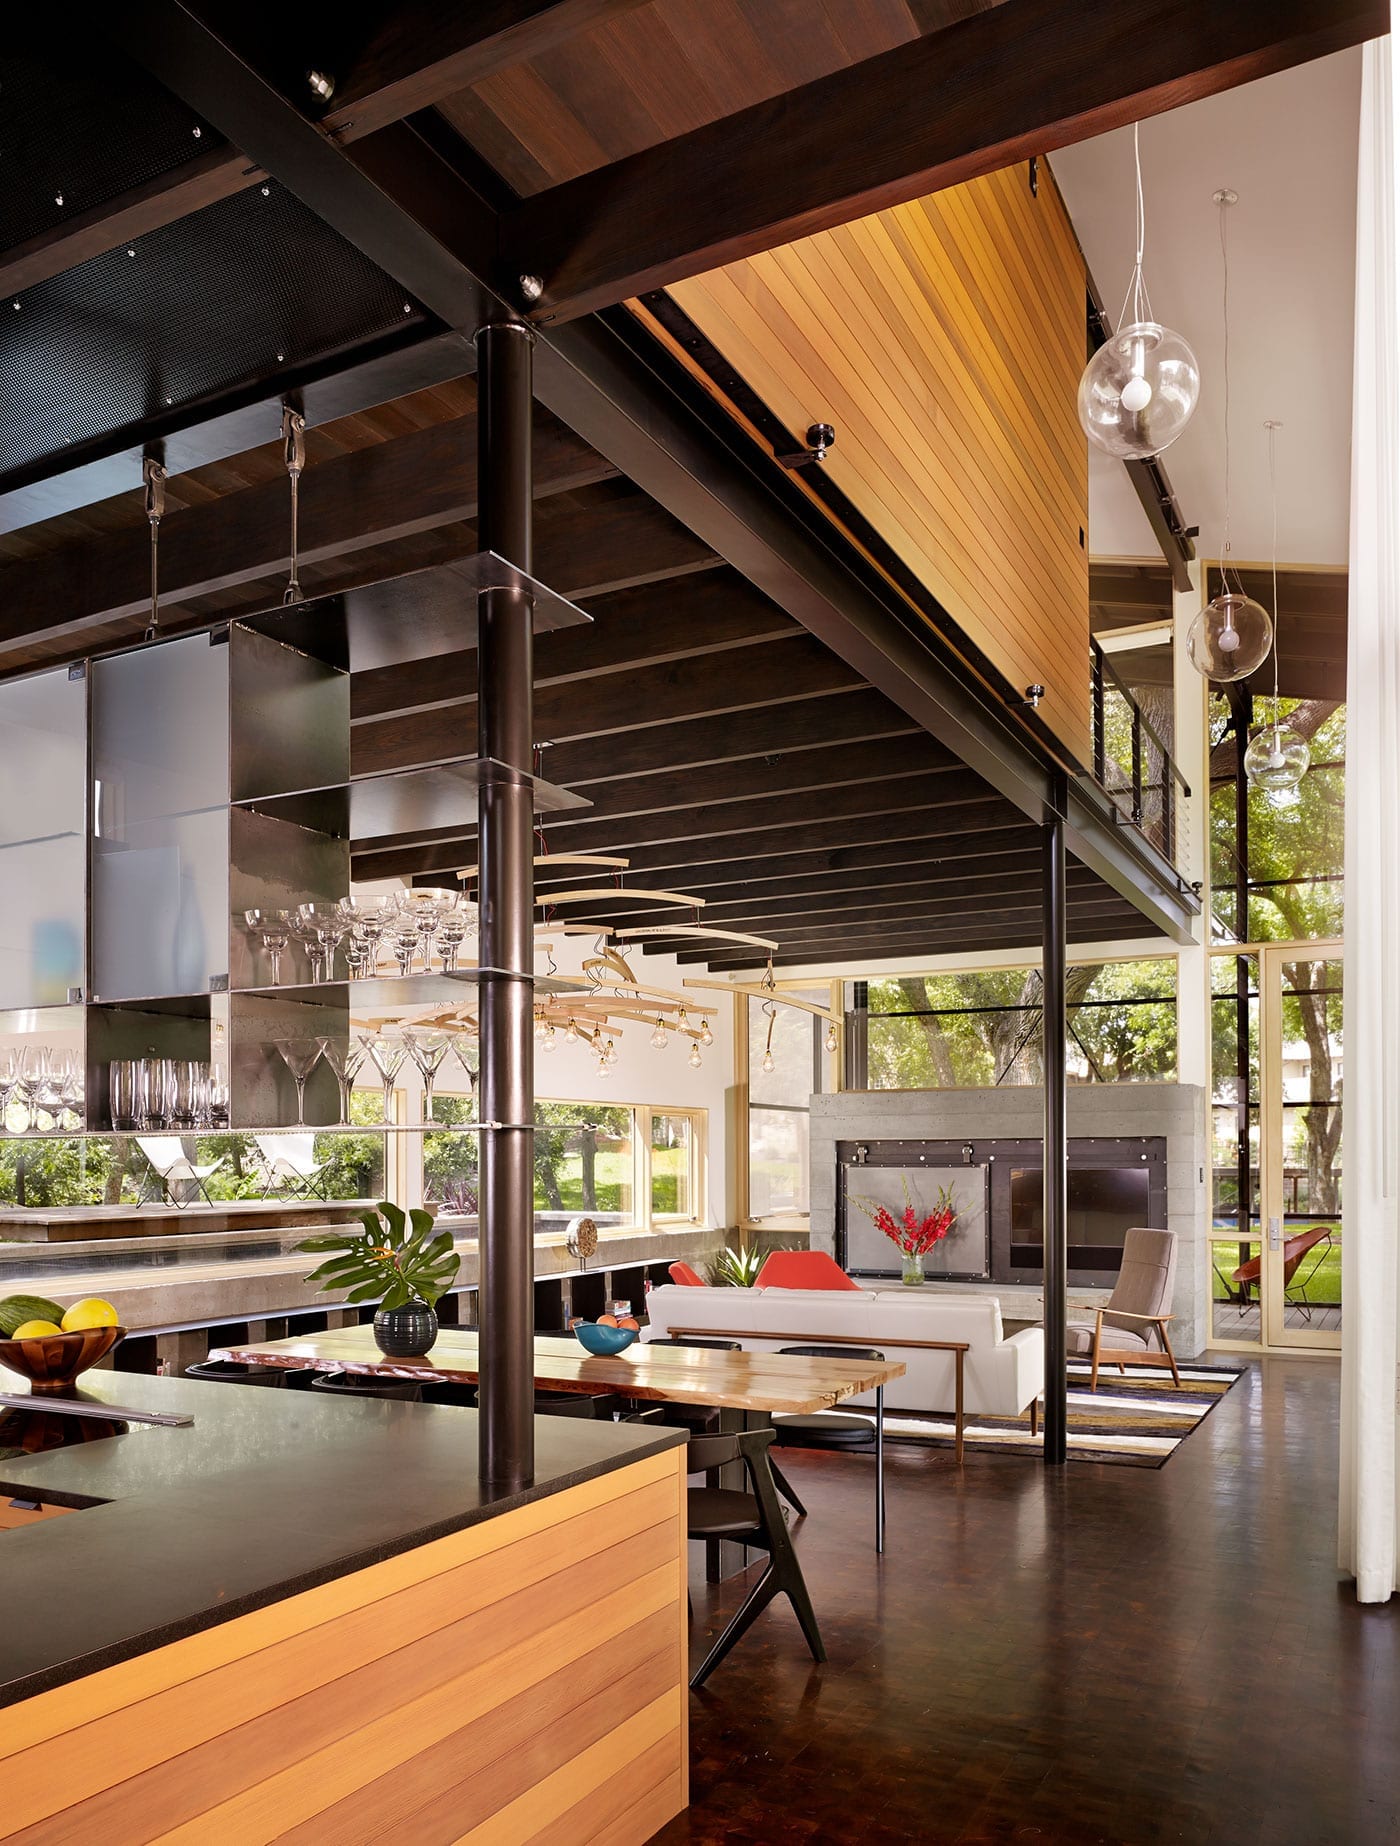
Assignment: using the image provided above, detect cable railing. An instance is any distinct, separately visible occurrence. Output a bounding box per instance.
[1090,639,1191,867]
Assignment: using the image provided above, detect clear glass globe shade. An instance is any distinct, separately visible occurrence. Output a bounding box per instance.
[1244,724,1310,795]
[1077,320,1201,459]
[1186,593,1274,682]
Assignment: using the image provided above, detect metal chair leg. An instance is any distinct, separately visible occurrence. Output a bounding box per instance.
[875,1384,885,1554]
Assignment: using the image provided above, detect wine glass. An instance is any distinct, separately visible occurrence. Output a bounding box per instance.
[0,1049,21,1134]
[359,1033,406,1122]
[405,1028,452,1118]
[321,1039,365,1125]
[275,1037,328,1127]
[18,1044,53,1132]
[244,909,290,986]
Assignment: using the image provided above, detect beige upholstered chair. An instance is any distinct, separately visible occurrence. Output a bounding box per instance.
[1068,1227,1181,1391]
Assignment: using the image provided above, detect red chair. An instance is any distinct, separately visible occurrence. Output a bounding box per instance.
[668,1261,708,1286]
[754,1250,861,1291]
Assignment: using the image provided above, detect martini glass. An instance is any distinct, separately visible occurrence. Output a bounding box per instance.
[243,909,290,986]
[359,1033,407,1122]
[405,1028,452,1118]
[275,1037,328,1127]
[322,1039,366,1125]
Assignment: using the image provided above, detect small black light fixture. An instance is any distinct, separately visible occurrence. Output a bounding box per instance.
[775,422,836,470]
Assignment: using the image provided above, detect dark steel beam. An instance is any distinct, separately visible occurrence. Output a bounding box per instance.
[507,0,1385,321]
[693,906,1158,971]
[1042,778,1069,1468]
[0,328,476,537]
[321,1,651,141]
[475,318,537,1495]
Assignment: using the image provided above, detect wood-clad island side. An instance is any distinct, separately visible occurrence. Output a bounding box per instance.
[0,1371,688,1843]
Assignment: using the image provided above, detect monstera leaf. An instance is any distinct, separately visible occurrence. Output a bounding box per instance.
[299,1201,460,1311]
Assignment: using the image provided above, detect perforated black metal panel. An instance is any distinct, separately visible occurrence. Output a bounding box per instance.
[0,39,219,251]
[1,184,432,483]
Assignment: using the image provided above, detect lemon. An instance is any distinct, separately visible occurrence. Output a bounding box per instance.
[12,1320,63,1339]
[60,1298,119,1332]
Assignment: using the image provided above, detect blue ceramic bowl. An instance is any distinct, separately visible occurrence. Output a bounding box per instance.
[573,1321,639,1356]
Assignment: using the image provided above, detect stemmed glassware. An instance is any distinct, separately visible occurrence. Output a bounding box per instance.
[405,1028,453,1118]
[17,1045,53,1133]
[389,910,423,977]
[0,1050,21,1133]
[295,903,347,984]
[359,1033,406,1123]
[436,896,474,974]
[244,909,291,986]
[275,1037,328,1127]
[321,1039,366,1125]
[451,1032,477,1097]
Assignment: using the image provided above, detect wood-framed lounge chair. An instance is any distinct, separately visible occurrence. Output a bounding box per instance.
[1067,1226,1182,1391]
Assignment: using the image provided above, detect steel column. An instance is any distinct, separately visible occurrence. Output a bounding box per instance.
[475,318,536,1494]
[1041,778,1068,1467]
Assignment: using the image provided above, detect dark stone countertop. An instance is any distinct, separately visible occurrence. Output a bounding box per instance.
[0,1368,685,1709]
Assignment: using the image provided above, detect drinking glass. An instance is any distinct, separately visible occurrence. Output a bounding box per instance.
[389,914,422,977]
[451,1032,478,1095]
[436,896,475,975]
[405,1029,452,1117]
[295,904,347,984]
[359,1034,406,1122]
[0,1050,22,1134]
[321,1039,365,1125]
[275,1038,328,1127]
[17,1044,54,1132]
[139,1058,176,1131]
[170,1060,206,1130]
[244,909,290,986]
[110,1060,142,1131]
[206,1068,230,1130]
[411,893,452,972]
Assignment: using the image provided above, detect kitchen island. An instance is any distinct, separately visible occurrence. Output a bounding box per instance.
[0,1369,688,1842]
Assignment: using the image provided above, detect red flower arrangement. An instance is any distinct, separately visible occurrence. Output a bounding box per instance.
[852,1178,957,1257]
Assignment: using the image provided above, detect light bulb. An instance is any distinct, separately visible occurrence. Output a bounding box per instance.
[761,1050,775,1074]
[597,1056,610,1078]
[564,1019,579,1045]
[688,1043,702,1069]
[825,1023,838,1054]
[699,1019,713,1047]
[605,1038,618,1064]
[1078,320,1199,459]
[1186,593,1273,682]
[650,1020,667,1049]
[541,1025,557,1053]
[1120,372,1152,414]
[1244,723,1310,796]
[532,1012,547,1041]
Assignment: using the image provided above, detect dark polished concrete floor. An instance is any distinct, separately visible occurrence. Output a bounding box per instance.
[656,1355,1399,1846]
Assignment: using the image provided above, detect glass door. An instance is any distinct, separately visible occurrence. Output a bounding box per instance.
[1259,943,1343,1351]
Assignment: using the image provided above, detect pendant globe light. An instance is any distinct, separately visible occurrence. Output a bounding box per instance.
[1187,189,1274,682]
[1078,123,1200,460]
[1243,422,1310,795]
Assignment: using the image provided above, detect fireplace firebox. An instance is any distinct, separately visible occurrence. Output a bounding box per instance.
[837,1136,1167,1288]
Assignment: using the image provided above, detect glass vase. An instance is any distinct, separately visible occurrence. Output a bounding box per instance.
[901,1249,926,1288]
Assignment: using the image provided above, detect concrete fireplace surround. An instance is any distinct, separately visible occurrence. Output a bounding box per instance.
[809,1084,1209,1358]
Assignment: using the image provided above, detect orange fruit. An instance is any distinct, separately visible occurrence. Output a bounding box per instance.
[615,1316,640,1331]
[597,1313,619,1328]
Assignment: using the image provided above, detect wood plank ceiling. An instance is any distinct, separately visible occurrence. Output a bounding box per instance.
[4,3,1367,967]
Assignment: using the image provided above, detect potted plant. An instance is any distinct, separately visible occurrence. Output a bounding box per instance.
[299,1201,460,1356]
[850,1179,957,1286]
[707,1243,763,1287]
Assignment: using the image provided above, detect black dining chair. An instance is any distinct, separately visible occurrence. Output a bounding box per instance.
[775,1344,888,1553]
[184,1359,286,1389]
[532,1390,621,1419]
[308,1370,424,1403]
[685,1426,825,1690]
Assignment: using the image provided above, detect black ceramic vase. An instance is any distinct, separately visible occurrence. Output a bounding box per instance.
[373,1301,438,1358]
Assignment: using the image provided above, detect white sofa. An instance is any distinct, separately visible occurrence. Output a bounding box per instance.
[643,1284,1043,1421]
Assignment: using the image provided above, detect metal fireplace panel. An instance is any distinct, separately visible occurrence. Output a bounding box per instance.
[839,1155,990,1282]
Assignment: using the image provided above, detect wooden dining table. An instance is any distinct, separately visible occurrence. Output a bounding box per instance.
[210,1327,906,1563]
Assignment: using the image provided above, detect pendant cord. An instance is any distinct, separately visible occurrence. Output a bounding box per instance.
[1116,122,1154,332]
[1218,195,1235,596]
[1267,420,1282,736]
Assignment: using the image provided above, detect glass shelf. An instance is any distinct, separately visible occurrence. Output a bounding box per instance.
[232,972,589,1003]
[233,756,588,847]
[237,550,592,674]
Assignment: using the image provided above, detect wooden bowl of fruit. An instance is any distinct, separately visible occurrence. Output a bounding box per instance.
[573,1311,640,1357]
[0,1296,124,1393]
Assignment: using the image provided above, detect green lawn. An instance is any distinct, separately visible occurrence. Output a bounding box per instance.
[1210,1228,1342,1307]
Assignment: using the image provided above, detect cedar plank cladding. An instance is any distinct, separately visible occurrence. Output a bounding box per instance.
[667,162,1093,767]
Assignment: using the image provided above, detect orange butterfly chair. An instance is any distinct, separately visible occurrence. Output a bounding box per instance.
[754,1250,862,1291]
[668,1261,708,1286]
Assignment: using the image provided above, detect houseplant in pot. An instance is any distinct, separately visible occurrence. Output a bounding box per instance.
[299,1202,460,1356]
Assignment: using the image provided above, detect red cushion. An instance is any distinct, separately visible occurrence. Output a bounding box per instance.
[754,1251,861,1291]
[668,1261,708,1287]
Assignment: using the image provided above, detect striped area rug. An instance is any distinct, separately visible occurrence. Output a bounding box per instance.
[883,1359,1244,1469]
